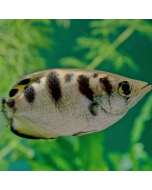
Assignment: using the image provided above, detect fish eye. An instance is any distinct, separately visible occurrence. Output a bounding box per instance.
[118,81,132,96]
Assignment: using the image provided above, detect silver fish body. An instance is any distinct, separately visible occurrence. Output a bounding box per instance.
[0,69,151,139]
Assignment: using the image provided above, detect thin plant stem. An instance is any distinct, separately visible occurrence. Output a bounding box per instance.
[86,26,135,70]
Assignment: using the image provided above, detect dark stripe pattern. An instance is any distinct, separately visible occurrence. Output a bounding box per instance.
[77,75,94,101]
[7,99,15,108]
[99,77,112,95]
[65,74,73,82]
[17,78,31,85]
[46,71,62,104]
[24,85,35,103]
[9,89,18,97]
[7,99,16,113]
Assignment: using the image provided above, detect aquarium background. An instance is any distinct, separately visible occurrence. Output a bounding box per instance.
[0,19,151,171]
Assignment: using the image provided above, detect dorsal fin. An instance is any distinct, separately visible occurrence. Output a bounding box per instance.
[9,70,49,97]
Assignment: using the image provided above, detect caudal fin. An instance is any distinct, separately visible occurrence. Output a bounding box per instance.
[0,97,11,138]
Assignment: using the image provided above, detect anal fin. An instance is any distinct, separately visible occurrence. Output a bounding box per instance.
[10,116,56,140]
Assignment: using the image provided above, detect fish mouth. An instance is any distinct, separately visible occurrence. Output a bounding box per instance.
[126,83,152,108]
[134,83,152,97]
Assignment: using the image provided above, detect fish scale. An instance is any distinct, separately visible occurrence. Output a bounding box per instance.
[0,68,151,139]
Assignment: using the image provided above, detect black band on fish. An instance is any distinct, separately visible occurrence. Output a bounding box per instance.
[7,99,17,113]
[9,89,18,97]
[65,74,73,82]
[78,75,94,101]
[99,77,112,95]
[47,71,62,104]
[24,85,35,103]
[7,99,15,108]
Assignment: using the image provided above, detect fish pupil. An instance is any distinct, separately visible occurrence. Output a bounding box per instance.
[122,83,131,95]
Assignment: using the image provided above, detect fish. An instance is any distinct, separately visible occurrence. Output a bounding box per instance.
[0,69,151,139]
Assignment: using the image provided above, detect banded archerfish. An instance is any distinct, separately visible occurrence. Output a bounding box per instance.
[0,69,151,139]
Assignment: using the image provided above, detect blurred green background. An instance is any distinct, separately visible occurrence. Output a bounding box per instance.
[0,19,152,171]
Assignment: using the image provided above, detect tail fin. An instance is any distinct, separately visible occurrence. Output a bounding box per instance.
[0,97,11,138]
